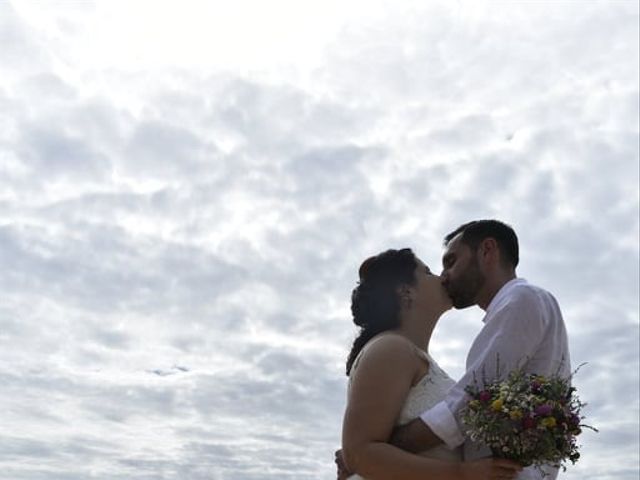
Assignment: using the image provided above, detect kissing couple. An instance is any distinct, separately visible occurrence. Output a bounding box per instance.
[337,220,571,480]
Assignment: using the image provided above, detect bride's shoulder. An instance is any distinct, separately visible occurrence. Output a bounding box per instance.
[368,331,414,349]
[349,333,423,387]
[358,333,417,366]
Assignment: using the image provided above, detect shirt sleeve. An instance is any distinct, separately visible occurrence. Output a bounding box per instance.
[421,289,548,449]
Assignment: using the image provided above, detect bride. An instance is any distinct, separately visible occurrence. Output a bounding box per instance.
[340,248,522,480]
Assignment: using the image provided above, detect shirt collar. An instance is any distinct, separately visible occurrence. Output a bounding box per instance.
[483,277,527,321]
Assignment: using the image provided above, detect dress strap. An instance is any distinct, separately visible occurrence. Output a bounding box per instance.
[410,344,431,363]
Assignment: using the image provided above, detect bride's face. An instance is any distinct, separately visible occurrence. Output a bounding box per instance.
[411,258,453,314]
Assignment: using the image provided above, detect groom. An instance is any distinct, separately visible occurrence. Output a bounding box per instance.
[336,220,571,480]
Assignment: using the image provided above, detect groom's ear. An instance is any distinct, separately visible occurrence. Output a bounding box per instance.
[479,237,500,264]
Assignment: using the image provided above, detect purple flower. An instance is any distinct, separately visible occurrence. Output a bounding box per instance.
[535,404,553,416]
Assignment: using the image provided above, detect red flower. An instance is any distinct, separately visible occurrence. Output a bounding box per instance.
[479,391,492,403]
[522,416,537,429]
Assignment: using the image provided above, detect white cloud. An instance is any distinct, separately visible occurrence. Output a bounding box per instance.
[0,0,638,479]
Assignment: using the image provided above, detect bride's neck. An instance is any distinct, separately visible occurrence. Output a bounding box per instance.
[397,312,439,353]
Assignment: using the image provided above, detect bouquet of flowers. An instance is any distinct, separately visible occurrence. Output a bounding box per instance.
[461,365,597,475]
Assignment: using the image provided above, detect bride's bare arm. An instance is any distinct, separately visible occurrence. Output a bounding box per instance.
[342,335,428,478]
[341,335,521,480]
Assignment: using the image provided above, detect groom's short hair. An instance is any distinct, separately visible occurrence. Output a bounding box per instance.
[445,220,519,267]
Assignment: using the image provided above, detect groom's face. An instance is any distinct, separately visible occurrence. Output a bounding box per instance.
[441,234,485,309]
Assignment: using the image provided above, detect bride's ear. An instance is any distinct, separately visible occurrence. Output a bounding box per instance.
[397,285,414,310]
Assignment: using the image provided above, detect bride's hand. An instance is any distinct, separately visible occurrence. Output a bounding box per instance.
[458,458,523,480]
[334,449,351,480]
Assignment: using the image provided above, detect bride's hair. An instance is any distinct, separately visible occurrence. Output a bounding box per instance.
[346,248,418,375]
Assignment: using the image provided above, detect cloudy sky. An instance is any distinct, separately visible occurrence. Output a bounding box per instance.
[0,0,638,479]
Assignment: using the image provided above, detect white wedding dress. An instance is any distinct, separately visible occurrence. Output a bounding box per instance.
[347,347,462,479]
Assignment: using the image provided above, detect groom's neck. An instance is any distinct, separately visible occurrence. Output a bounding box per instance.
[477,270,517,310]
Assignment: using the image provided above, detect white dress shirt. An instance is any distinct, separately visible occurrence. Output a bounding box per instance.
[420,278,571,480]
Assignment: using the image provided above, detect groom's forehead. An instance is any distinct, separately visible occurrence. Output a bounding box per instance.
[444,233,464,252]
[442,234,468,260]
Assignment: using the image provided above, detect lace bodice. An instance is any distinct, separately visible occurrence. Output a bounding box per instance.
[347,340,462,479]
[396,351,456,427]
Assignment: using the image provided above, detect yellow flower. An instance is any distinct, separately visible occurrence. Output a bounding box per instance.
[509,409,523,420]
[541,417,557,428]
[469,400,481,410]
[491,398,504,411]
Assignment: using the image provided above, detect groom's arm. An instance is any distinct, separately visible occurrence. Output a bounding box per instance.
[390,385,466,453]
[415,291,550,454]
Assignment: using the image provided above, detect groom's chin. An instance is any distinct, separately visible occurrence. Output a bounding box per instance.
[452,298,474,310]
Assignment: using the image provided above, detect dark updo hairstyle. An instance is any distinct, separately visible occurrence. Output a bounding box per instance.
[345,248,418,375]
